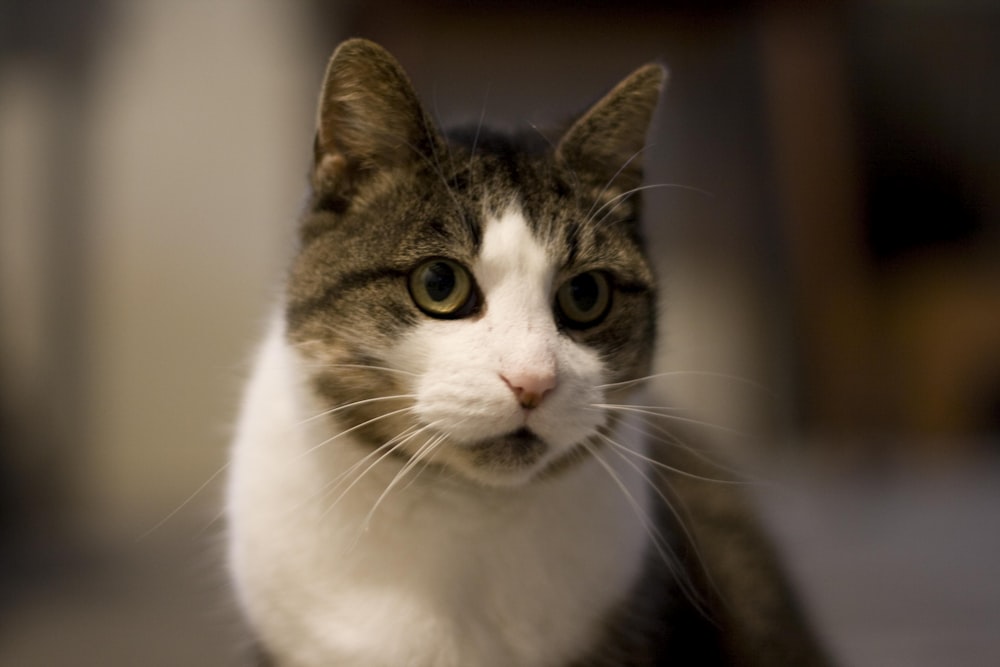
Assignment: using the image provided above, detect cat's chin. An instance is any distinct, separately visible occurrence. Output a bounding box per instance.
[435,428,552,488]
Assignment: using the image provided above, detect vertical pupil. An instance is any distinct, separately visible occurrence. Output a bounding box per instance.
[571,273,599,312]
[424,262,456,302]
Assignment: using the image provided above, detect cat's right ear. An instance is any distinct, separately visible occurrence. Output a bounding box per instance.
[556,63,666,198]
[312,39,442,197]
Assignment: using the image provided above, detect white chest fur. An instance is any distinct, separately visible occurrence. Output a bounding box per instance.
[227,324,653,667]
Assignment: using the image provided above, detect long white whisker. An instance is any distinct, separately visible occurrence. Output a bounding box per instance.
[136,461,230,541]
[583,145,649,223]
[297,395,417,427]
[397,439,446,494]
[298,362,420,378]
[597,430,744,486]
[295,405,417,460]
[615,412,761,486]
[597,402,689,413]
[361,431,447,531]
[579,439,703,612]
[320,424,433,519]
[468,84,490,168]
[320,423,425,497]
[595,434,714,618]
[589,182,713,227]
[579,440,674,566]
[275,424,425,523]
[590,404,748,437]
[597,370,773,395]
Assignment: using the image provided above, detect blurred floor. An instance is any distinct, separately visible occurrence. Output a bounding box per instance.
[3,452,999,667]
[1,520,245,667]
[759,451,1000,667]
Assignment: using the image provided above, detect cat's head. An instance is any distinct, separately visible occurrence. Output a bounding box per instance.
[286,39,664,487]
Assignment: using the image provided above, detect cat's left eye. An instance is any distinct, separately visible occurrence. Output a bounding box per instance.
[408,258,479,319]
[555,270,612,328]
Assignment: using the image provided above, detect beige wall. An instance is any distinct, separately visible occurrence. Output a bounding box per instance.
[1,0,325,534]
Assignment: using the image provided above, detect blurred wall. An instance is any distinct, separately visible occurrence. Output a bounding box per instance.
[1,0,998,545]
[1,0,326,538]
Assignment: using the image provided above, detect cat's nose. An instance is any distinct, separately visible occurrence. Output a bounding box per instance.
[501,371,557,410]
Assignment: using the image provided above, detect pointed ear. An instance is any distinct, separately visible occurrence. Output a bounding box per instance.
[312,39,443,196]
[556,64,666,197]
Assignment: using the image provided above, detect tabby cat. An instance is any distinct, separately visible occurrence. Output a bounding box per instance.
[226,38,830,667]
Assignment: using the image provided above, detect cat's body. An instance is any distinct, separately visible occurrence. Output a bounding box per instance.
[227,39,829,666]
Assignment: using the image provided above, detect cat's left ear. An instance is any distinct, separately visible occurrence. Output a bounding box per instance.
[311,39,444,198]
[556,64,666,197]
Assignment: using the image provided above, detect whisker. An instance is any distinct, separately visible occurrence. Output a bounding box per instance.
[597,370,775,396]
[354,126,462,222]
[596,402,689,414]
[397,439,446,494]
[319,423,432,519]
[589,182,714,228]
[320,423,426,496]
[297,362,420,378]
[136,461,230,541]
[597,430,745,486]
[297,395,417,427]
[527,121,557,152]
[414,102,465,221]
[295,405,417,460]
[200,506,229,536]
[590,404,748,437]
[594,434,714,619]
[616,412,762,486]
[530,121,584,199]
[579,440,695,597]
[468,84,490,169]
[582,144,650,223]
[360,431,447,531]
[274,425,419,524]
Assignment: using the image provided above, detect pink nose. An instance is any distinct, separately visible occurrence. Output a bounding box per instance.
[501,371,557,410]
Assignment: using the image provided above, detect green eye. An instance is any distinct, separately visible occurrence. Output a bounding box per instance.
[408,259,478,318]
[556,271,611,328]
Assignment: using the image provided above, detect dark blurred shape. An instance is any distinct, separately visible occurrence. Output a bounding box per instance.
[0,0,109,540]
[865,160,980,262]
[854,3,996,265]
[0,0,109,60]
[761,2,999,449]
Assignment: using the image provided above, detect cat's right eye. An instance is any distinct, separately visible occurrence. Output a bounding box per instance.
[408,259,478,319]
[555,270,612,329]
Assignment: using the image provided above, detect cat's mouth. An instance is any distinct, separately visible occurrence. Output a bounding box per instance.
[467,427,548,474]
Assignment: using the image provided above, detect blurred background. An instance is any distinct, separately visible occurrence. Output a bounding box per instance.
[1,0,997,665]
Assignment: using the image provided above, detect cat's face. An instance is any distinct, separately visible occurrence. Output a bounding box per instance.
[286,40,663,487]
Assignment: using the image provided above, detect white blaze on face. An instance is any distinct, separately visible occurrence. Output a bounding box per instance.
[389,203,606,482]
[474,207,559,406]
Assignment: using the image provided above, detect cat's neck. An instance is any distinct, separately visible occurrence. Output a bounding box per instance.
[227,316,654,667]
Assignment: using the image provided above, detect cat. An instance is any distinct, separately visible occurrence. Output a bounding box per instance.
[226,38,831,667]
